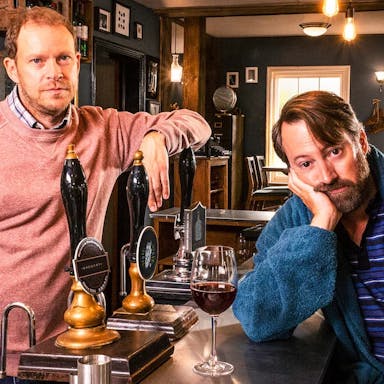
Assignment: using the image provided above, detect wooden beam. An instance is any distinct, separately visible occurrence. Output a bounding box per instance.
[154,1,384,18]
[159,17,172,112]
[183,17,206,114]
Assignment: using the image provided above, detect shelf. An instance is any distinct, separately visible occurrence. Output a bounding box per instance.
[0,0,93,63]
[174,156,229,209]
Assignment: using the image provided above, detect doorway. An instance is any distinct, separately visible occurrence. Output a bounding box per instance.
[93,38,145,313]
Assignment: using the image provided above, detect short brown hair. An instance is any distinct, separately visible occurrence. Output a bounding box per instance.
[272,90,363,164]
[5,6,75,59]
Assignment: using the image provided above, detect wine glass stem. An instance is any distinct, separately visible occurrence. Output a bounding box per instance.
[209,315,219,368]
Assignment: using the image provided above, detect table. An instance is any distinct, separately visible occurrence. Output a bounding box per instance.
[141,305,336,384]
[150,208,275,267]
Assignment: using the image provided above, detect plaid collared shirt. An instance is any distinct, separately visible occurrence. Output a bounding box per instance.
[7,86,71,130]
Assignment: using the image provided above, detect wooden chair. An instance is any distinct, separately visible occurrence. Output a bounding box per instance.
[255,155,291,196]
[245,156,288,211]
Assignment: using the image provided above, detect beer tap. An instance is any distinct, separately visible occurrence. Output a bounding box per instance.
[171,147,196,281]
[56,144,119,349]
[121,151,158,314]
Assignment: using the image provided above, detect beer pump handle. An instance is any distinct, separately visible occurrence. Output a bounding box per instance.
[61,144,87,269]
[127,151,149,262]
[178,147,196,226]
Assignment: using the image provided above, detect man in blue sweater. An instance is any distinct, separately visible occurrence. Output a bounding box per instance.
[233,91,384,383]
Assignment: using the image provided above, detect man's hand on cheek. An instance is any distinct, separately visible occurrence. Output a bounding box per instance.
[288,168,341,231]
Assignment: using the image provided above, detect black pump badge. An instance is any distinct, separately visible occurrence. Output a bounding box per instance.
[73,237,110,295]
[136,226,158,280]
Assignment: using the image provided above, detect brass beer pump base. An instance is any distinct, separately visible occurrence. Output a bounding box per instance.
[55,325,120,350]
[55,279,120,349]
[122,262,155,315]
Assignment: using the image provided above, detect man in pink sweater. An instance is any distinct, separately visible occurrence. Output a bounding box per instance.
[0,6,210,383]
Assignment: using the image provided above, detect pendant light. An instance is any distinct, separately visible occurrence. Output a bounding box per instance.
[343,3,356,41]
[322,0,339,17]
[170,23,182,83]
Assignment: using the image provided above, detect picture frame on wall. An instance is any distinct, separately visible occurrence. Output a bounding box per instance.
[147,100,161,115]
[114,2,130,37]
[146,56,159,99]
[134,22,143,40]
[245,67,258,83]
[226,72,239,88]
[95,8,111,33]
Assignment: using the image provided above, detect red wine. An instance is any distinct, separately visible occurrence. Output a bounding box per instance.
[191,282,237,315]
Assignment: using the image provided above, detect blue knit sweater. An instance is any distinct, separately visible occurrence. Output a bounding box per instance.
[233,146,384,383]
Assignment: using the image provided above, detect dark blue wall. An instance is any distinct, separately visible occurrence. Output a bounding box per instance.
[207,34,384,155]
[79,0,159,106]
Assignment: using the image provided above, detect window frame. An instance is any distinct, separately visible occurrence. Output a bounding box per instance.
[265,65,350,183]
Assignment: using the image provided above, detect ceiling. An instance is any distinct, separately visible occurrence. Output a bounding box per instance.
[134,0,384,37]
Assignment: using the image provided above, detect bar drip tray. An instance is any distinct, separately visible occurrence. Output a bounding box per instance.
[18,329,173,384]
[145,270,192,302]
[107,304,198,340]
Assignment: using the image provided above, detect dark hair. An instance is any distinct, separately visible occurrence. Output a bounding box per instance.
[272,90,363,164]
[5,6,75,59]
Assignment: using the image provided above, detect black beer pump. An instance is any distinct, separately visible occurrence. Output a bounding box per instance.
[56,144,120,349]
[120,150,158,314]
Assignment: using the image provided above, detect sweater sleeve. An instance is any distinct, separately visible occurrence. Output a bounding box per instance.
[232,197,338,342]
[117,108,210,154]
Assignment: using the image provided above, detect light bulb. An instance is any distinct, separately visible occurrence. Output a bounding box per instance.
[171,54,182,82]
[343,5,356,41]
[343,19,356,41]
[322,0,339,17]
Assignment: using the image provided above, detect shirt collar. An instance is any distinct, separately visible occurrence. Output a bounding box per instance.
[7,85,71,130]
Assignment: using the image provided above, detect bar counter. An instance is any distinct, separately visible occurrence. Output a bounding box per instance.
[141,304,336,384]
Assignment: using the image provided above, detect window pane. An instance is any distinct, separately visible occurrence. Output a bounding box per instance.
[298,77,319,93]
[319,77,341,95]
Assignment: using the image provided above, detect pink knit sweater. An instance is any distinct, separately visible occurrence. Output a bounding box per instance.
[0,100,210,376]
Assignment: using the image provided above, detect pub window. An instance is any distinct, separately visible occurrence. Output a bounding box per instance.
[265,65,350,183]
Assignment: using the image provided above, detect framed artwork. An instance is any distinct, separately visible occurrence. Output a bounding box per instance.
[226,72,239,88]
[146,56,159,99]
[95,8,111,33]
[114,2,130,37]
[245,67,258,83]
[134,22,143,40]
[147,100,161,115]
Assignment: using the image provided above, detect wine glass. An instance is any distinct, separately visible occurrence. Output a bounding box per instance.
[190,245,237,377]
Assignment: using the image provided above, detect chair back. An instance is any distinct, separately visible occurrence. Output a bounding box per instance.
[246,156,261,192]
[255,155,269,188]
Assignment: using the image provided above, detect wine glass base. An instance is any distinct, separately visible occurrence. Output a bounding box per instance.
[193,361,234,377]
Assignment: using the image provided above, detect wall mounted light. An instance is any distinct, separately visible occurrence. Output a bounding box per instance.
[322,0,339,17]
[343,3,356,41]
[170,22,183,83]
[375,71,384,93]
[300,22,331,37]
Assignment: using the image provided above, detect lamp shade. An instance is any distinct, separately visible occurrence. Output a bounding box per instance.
[300,22,331,37]
[376,72,384,83]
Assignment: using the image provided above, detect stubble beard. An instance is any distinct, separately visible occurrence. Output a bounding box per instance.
[314,150,372,214]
